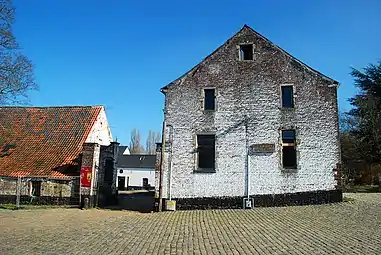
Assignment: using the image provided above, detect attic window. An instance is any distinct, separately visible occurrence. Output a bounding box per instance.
[281,85,294,108]
[239,44,253,60]
[204,89,215,111]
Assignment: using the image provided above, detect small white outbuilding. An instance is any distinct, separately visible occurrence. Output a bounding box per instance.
[115,146,156,190]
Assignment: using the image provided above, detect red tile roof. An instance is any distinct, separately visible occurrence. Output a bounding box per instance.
[0,106,102,178]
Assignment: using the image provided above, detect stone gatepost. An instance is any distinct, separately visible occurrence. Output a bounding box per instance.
[155,142,163,211]
[80,143,101,208]
[97,142,119,207]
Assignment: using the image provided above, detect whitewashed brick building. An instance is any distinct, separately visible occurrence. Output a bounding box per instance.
[156,25,342,209]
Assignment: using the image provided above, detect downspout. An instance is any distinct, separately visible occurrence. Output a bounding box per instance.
[167,125,174,201]
[244,117,250,199]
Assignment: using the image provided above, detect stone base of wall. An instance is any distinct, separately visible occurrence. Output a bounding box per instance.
[0,195,80,206]
[97,193,118,208]
[79,195,97,208]
[170,189,343,210]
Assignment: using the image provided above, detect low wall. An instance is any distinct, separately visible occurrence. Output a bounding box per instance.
[0,177,79,206]
[164,189,343,210]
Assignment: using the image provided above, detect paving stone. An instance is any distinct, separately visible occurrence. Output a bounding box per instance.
[0,193,380,254]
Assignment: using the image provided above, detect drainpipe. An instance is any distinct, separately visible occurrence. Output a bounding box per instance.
[244,117,250,199]
[167,125,174,201]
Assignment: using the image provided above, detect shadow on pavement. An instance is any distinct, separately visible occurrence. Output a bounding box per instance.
[104,190,155,213]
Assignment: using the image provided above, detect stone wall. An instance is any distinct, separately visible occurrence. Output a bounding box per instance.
[155,143,162,196]
[0,177,79,205]
[161,26,341,202]
[97,142,119,207]
[80,143,101,199]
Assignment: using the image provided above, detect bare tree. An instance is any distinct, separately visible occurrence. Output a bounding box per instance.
[155,132,161,144]
[129,128,145,154]
[0,0,37,104]
[145,130,162,154]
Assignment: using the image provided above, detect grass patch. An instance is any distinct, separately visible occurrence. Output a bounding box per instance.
[0,204,19,210]
[0,204,77,210]
[343,196,355,203]
[344,185,380,193]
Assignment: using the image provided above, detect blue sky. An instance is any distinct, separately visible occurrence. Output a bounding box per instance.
[13,0,381,145]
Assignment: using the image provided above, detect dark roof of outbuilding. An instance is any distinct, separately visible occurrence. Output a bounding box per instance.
[118,145,129,154]
[116,154,156,169]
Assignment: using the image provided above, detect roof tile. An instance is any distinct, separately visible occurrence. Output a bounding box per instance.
[0,106,102,178]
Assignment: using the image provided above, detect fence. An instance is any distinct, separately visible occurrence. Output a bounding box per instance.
[0,176,81,208]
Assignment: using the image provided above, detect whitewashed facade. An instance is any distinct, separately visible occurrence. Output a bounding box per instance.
[158,25,342,209]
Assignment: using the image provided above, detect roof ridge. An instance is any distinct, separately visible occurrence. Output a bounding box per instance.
[161,24,338,92]
[243,25,338,84]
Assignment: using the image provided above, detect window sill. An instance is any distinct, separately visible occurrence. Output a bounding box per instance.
[203,110,216,113]
[279,107,295,110]
[194,168,216,173]
[281,167,298,173]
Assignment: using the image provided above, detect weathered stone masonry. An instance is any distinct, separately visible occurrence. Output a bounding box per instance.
[0,177,79,205]
[159,25,342,209]
[0,143,119,207]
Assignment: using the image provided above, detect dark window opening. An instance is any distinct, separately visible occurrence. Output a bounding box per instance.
[204,89,215,110]
[197,134,215,170]
[142,178,149,187]
[282,146,297,168]
[239,44,253,60]
[281,86,294,108]
[31,181,41,196]
[118,176,125,191]
[282,130,297,168]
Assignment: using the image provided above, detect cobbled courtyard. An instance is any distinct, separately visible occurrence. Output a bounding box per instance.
[0,193,380,255]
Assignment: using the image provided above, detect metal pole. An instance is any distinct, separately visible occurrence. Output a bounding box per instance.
[158,120,166,212]
[79,176,82,208]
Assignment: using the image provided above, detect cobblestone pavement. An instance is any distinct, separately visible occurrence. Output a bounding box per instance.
[0,193,380,255]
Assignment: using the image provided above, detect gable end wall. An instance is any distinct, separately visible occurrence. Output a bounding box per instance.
[161,27,340,199]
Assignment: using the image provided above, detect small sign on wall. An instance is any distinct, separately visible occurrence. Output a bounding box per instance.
[80,167,92,187]
[250,143,275,154]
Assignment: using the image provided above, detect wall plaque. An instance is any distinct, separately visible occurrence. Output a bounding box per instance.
[251,143,275,153]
